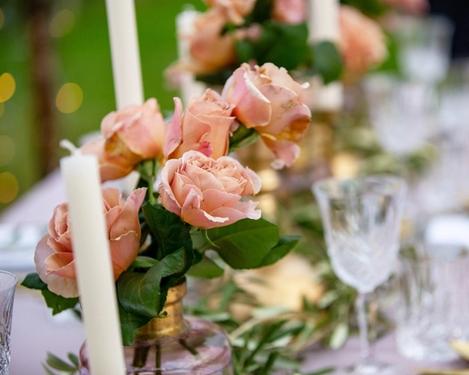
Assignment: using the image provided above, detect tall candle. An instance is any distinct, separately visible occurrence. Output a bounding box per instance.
[308,0,343,111]
[61,153,126,375]
[105,0,144,109]
[176,10,206,105]
[308,0,340,43]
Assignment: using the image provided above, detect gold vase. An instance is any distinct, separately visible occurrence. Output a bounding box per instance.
[137,282,187,340]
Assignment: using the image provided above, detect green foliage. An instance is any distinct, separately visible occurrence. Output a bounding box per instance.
[236,22,309,71]
[118,304,153,345]
[21,273,79,315]
[41,289,80,316]
[118,248,188,318]
[340,0,389,18]
[22,272,46,290]
[130,256,160,269]
[259,235,300,267]
[245,0,274,24]
[188,255,224,279]
[375,32,401,75]
[142,202,192,260]
[43,352,79,375]
[202,218,297,269]
[229,125,260,152]
[189,280,336,375]
[310,41,344,84]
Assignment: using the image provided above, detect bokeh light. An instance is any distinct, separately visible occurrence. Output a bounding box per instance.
[49,9,76,38]
[0,172,19,204]
[0,8,4,30]
[56,83,83,114]
[0,135,15,166]
[0,73,16,103]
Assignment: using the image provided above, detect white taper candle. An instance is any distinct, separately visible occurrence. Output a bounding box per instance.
[61,153,126,375]
[308,0,343,111]
[105,0,144,109]
[177,10,206,105]
[308,0,340,43]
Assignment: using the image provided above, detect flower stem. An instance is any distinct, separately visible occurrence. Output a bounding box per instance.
[155,342,162,375]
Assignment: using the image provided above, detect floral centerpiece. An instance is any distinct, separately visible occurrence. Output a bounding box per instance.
[22,62,312,372]
[168,0,394,88]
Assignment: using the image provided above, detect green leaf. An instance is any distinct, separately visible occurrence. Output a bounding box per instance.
[255,22,309,70]
[246,0,274,24]
[206,218,279,269]
[41,289,79,316]
[131,256,159,269]
[258,235,299,267]
[46,352,78,372]
[329,323,349,349]
[188,256,224,279]
[119,304,152,345]
[312,41,343,84]
[143,202,192,259]
[21,272,46,290]
[235,39,256,63]
[340,0,389,18]
[118,248,187,318]
[67,353,79,368]
[375,32,399,75]
[23,273,79,315]
[42,365,58,375]
[229,125,260,152]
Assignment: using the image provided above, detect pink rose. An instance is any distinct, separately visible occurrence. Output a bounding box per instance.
[383,0,428,14]
[189,8,237,74]
[81,99,166,181]
[34,188,146,298]
[205,0,256,24]
[157,151,261,229]
[165,89,235,160]
[273,0,306,24]
[222,63,312,168]
[339,6,388,80]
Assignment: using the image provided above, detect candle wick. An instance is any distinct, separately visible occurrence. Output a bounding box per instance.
[60,139,81,155]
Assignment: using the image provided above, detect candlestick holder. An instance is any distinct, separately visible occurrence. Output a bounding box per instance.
[79,282,233,375]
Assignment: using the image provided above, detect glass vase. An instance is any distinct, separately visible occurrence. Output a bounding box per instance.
[79,282,233,375]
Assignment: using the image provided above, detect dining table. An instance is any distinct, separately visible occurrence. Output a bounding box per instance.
[2,171,467,375]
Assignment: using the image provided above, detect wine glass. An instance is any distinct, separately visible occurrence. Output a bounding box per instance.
[364,74,437,156]
[397,15,453,84]
[313,176,406,374]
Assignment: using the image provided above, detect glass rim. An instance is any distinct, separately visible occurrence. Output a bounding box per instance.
[312,174,406,198]
[0,270,17,291]
[398,14,454,35]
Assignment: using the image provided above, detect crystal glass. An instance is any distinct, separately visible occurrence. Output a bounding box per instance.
[0,271,16,375]
[313,176,406,374]
[397,15,453,84]
[364,74,437,155]
[397,241,469,361]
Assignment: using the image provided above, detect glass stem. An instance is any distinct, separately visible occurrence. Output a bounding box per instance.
[356,293,371,362]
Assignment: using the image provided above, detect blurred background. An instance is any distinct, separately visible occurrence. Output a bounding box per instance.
[0,0,205,212]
